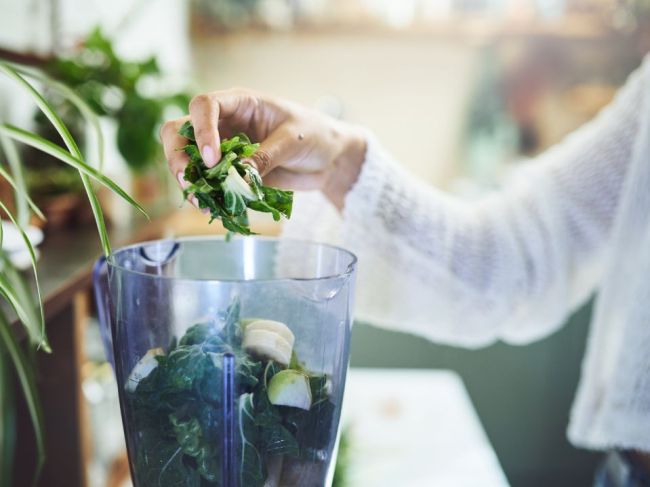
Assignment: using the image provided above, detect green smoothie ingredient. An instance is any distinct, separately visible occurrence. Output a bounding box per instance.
[178,122,293,237]
[126,299,335,487]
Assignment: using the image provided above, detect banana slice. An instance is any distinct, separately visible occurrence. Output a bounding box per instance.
[126,347,164,392]
[243,329,292,366]
[245,319,295,347]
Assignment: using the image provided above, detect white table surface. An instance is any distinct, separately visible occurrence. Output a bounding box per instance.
[341,368,510,487]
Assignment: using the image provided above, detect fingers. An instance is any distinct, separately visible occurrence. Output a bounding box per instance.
[188,89,261,168]
[188,94,220,167]
[243,125,301,177]
[262,167,327,191]
[160,116,190,183]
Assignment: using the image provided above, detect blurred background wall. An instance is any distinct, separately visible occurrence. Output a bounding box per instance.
[1,0,649,485]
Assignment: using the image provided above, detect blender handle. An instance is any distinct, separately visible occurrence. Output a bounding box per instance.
[92,256,115,369]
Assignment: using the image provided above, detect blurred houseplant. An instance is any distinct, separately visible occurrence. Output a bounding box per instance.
[24,27,189,226]
[0,60,145,485]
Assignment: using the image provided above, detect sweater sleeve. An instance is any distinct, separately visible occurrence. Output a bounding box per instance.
[282,61,645,348]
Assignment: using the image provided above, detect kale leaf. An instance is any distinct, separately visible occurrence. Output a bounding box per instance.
[178,122,293,237]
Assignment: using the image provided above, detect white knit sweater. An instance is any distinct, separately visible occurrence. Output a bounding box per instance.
[282,56,650,451]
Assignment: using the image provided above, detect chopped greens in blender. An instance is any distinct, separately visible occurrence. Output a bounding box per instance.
[126,299,335,487]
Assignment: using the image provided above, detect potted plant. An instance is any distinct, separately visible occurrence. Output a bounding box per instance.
[0,59,146,485]
[23,27,189,225]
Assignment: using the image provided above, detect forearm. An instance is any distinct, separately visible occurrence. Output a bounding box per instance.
[321,122,367,211]
[282,59,644,347]
[321,66,641,346]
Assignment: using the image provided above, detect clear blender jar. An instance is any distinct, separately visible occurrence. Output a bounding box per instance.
[94,237,357,487]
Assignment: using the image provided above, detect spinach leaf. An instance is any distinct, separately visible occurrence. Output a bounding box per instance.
[177,124,293,237]
[170,407,221,482]
[254,390,300,458]
[178,121,195,141]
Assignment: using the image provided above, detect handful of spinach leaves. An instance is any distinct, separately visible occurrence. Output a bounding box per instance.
[179,122,293,236]
[126,300,335,487]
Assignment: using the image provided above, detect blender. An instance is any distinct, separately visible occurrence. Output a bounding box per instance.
[93,236,357,486]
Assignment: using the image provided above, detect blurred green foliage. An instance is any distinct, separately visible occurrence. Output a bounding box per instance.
[44,27,190,174]
[332,427,350,487]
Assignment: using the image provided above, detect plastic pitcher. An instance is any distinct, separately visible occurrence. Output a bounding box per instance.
[93,236,357,487]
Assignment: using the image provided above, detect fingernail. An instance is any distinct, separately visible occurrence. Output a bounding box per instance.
[202,145,217,167]
[177,172,188,188]
[190,196,200,208]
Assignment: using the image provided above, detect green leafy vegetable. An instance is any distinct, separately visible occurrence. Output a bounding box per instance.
[179,122,293,237]
[127,299,336,486]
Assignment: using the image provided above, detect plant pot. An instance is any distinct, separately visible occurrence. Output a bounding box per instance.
[94,237,357,486]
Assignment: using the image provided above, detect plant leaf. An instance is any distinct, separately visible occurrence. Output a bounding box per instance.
[0,61,81,156]
[0,125,147,219]
[0,61,146,256]
[0,339,16,487]
[0,309,45,480]
[0,135,32,227]
[5,62,106,171]
[0,202,48,351]
[0,165,44,221]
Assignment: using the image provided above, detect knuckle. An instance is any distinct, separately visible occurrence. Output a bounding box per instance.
[159,120,176,140]
[189,93,210,112]
[250,149,273,175]
[228,87,261,110]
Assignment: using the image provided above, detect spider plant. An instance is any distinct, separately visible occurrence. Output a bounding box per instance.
[0,59,147,484]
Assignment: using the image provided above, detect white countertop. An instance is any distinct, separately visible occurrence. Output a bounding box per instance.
[341,368,509,487]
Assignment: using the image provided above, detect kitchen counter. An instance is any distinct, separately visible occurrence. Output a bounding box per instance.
[342,368,509,486]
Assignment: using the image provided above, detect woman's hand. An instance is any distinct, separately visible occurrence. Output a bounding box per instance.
[160,88,367,210]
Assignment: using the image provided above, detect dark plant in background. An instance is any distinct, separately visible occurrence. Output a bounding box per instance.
[43,27,190,174]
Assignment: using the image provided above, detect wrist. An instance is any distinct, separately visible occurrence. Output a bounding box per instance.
[323,123,367,211]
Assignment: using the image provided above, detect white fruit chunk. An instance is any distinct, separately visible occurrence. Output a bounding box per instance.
[125,347,164,392]
[245,319,295,348]
[267,370,312,410]
[243,329,292,366]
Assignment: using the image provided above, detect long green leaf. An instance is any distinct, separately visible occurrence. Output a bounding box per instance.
[0,61,110,256]
[0,202,47,351]
[0,339,16,487]
[0,125,147,217]
[0,309,45,480]
[0,135,30,227]
[6,63,106,171]
[0,62,147,256]
[0,62,81,156]
[0,271,47,352]
[0,165,45,221]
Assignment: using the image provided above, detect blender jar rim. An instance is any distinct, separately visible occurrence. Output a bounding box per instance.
[105,235,358,283]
